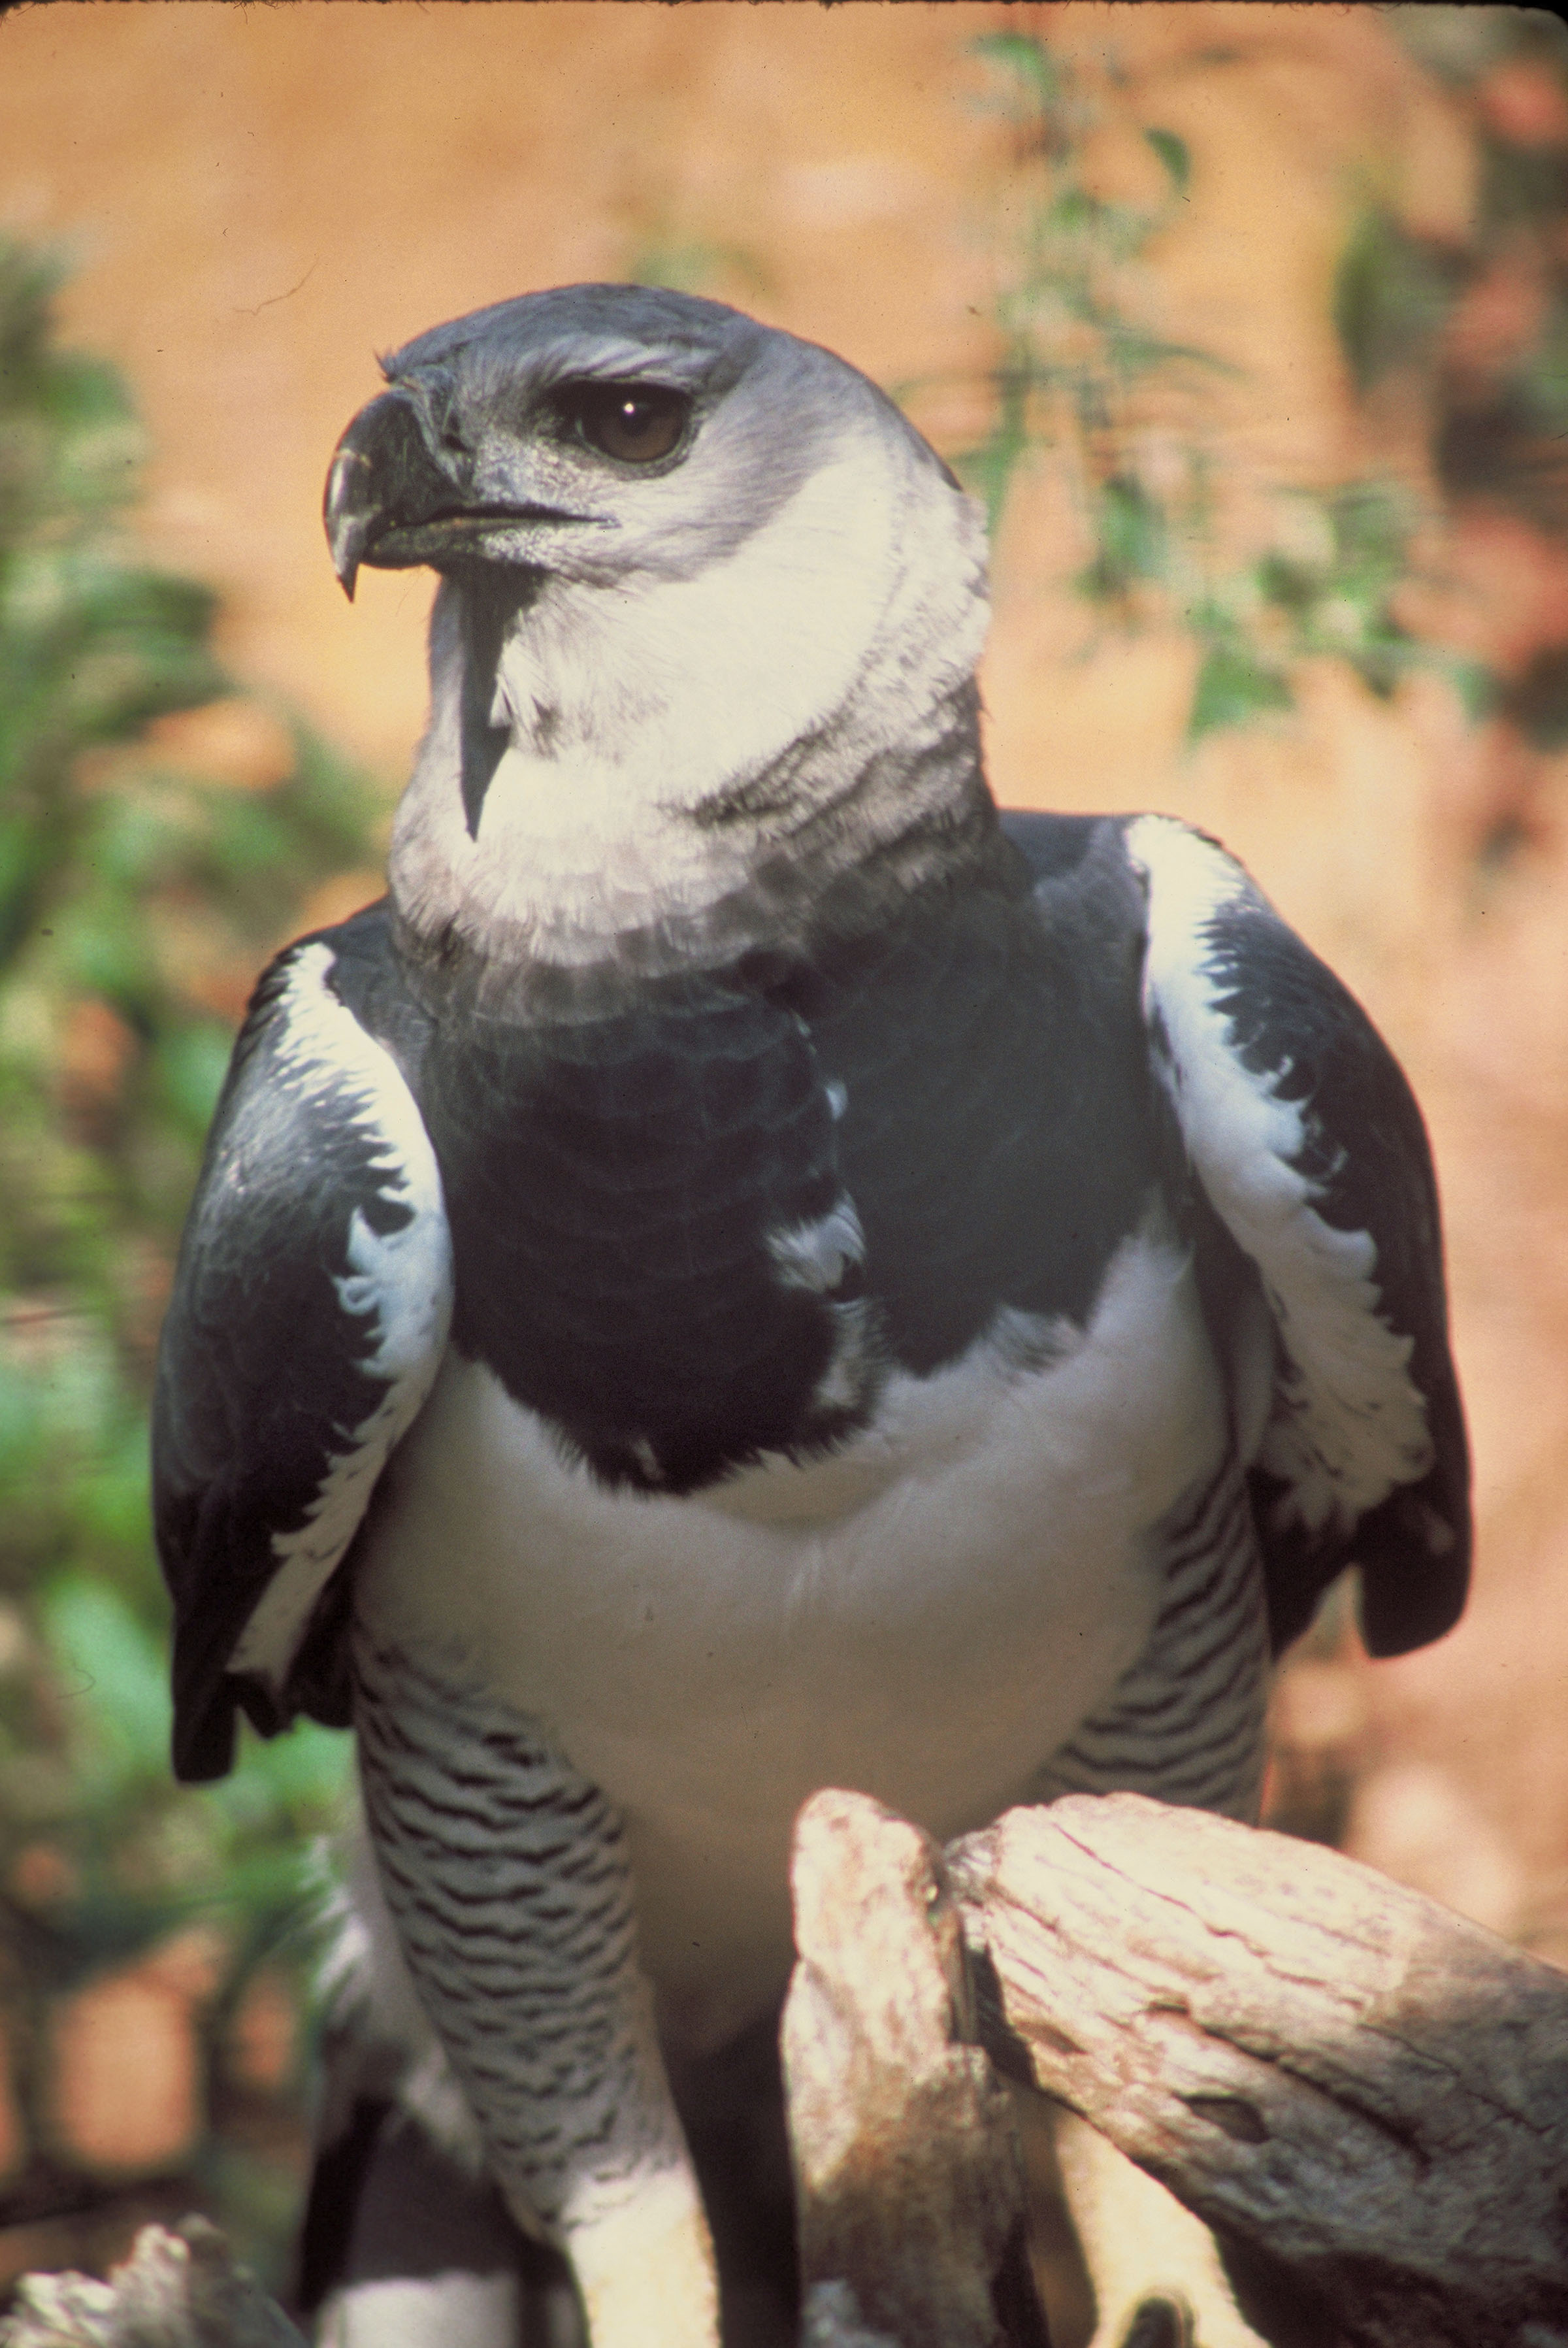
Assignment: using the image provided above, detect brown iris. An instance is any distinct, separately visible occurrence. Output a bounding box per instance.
[559,381,691,465]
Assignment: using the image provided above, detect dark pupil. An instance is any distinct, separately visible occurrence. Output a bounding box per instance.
[580,386,685,463]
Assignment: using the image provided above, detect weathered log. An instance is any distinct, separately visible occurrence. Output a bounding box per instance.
[949,1791,1568,2348]
[781,1789,1049,2348]
[0,2217,306,2348]
[12,1791,1568,2348]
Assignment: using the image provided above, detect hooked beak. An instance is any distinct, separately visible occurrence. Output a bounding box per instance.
[324,390,453,601]
[323,388,590,600]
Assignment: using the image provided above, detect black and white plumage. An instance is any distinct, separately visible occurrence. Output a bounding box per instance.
[152,285,1468,2346]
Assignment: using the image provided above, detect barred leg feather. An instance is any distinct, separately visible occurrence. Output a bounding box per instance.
[1029,1451,1271,1823]
[351,1636,721,2348]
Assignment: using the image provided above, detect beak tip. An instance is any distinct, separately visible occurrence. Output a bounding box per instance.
[324,441,375,604]
[324,387,449,603]
[326,503,367,599]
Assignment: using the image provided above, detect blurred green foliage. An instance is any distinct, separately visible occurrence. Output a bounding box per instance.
[0,241,370,2261]
[952,29,1217,540]
[629,235,773,303]
[941,27,1503,742]
[1360,9,1568,763]
[1343,11,1568,439]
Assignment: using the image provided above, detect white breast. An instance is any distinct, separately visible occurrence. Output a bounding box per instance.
[355,1221,1228,2050]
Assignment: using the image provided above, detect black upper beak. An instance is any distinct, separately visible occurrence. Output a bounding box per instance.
[325,388,595,601]
[323,389,458,601]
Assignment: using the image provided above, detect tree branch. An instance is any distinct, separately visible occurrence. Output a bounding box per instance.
[949,1793,1568,2348]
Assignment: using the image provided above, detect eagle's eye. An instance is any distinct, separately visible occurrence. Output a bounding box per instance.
[557,382,691,466]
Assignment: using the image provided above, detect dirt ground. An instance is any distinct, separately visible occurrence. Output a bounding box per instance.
[3,0,1568,2240]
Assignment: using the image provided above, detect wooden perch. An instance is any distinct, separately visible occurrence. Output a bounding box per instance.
[0,2217,306,2348]
[9,1791,1568,2348]
[947,1793,1568,2348]
[782,1788,1048,2348]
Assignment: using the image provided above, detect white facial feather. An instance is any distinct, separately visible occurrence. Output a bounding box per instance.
[227,943,453,1693]
[389,348,988,967]
[1128,814,1432,1536]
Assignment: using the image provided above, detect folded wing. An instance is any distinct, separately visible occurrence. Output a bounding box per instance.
[1126,814,1469,1657]
[154,906,452,1781]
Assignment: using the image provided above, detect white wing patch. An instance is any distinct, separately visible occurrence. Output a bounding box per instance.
[766,1195,879,1419]
[767,1196,865,1295]
[228,942,453,1695]
[1127,814,1431,1538]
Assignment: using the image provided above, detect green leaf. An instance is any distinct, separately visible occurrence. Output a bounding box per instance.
[35,353,134,439]
[1333,208,1453,395]
[57,894,154,1001]
[1450,658,1498,724]
[1348,645,1405,701]
[0,1352,46,1489]
[231,1718,353,1816]
[1048,187,1100,235]
[1145,127,1191,195]
[281,721,387,864]
[1188,644,1294,741]
[39,1571,172,1786]
[153,1020,235,1137]
[1256,553,1321,615]
[88,788,195,892]
[75,1422,155,1553]
[971,31,1060,100]
[1077,474,1168,600]
[206,793,297,882]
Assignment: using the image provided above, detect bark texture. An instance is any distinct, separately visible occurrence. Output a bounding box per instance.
[949,1792,1568,2348]
[0,2218,306,2348]
[782,1789,1049,2348]
[10,1791,1568,2348]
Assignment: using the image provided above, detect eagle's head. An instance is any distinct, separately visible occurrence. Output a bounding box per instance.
[325,286,990,987]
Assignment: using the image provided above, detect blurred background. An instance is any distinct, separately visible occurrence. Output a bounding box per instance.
[0,0,1566,2313]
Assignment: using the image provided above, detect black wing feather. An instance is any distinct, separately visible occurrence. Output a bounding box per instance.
[154,905,450,1781]
[1124,814,1470,1658]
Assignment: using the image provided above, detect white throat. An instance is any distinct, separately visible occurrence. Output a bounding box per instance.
[388,427,989,971]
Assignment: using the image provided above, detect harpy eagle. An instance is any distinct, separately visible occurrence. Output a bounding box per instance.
[153,286,1469,2347]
